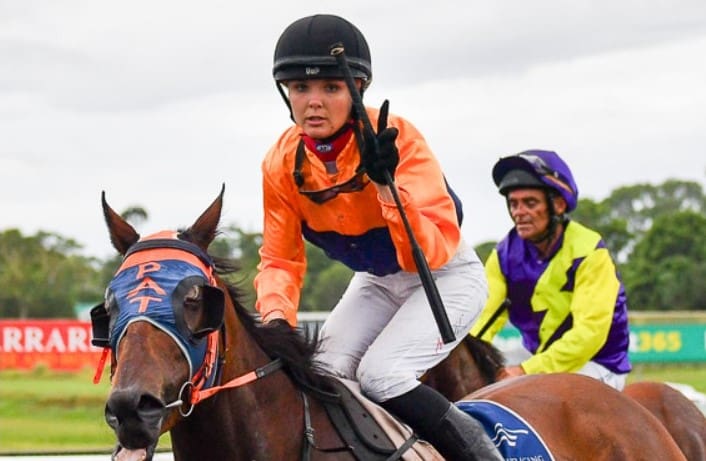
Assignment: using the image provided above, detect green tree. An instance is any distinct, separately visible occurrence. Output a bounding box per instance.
[121,206,148,227]
[571,180,705,267]
[96,206,151,291]
[0,229,101,318]
[211,225,263,306]
[623,210,706,310]
[611,180,705,224]
[603,180,705,242]
[301,244,353,311]
[571,198,631,261]
[307,263,353,311]
[473,241,497,264]
[213,225,353,312]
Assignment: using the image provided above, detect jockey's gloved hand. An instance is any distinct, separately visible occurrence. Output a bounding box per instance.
[362,99,399,185]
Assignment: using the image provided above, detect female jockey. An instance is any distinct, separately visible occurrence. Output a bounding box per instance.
[254,13,501,460]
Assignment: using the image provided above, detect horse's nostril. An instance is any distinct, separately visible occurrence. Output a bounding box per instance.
[105,407,119,429]
[137,394,165,426]
[106,391,166,427]
[138,394,164,412]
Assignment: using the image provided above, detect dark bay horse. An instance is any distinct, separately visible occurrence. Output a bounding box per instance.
[424,334,503,402]
[425,335,705,460]
[94,187,685,460]
[93,187,435,461]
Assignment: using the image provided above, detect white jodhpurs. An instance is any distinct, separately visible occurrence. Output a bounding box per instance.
[508,347,627,391]
[576,360,628,391]
[314,241,488,402]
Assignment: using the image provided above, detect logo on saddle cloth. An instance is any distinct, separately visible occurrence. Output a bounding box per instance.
[456,399,554,461]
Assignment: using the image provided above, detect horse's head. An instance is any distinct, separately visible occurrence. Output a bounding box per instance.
[92,186,226,461]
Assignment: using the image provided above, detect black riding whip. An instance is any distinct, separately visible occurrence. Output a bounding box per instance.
[474,298,511,339]
[330,43,455,344]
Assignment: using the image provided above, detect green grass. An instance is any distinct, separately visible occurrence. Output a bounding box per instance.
[1,364,705,454]
[628,363,706,393]
[0,367,171,454]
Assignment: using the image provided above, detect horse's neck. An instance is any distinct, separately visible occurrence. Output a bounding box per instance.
[173,308,352,460]
[222,309,271,379]
[169,313,295,458]
[423,338,496,402]
[171,372,306,459]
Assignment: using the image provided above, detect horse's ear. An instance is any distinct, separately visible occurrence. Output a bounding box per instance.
[102,191,140,256]
[187,184,224,250]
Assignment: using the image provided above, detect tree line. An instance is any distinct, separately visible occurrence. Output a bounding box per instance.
[1,179,705,319]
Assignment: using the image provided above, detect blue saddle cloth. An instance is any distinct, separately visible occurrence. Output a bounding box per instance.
[456,399,554,461]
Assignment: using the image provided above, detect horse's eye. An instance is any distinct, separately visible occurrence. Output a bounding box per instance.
[184,285,201,304]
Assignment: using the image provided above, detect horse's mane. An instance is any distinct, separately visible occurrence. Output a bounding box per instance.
[463,334,506,384]
[212,256,334,393]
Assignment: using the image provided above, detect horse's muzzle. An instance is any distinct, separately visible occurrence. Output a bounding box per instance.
[105,389,165,458]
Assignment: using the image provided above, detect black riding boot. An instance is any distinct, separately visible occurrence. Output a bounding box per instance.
[380,384,502,461]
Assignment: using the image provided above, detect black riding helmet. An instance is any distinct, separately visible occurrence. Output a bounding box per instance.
[273,14,372,117]
[273,14,372,86]
[496,169,546,195]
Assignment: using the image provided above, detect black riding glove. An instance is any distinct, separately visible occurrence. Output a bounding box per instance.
[362,99,399,185]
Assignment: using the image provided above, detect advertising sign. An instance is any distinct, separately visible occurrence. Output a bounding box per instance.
[495,323,706,363]
[0,320,103,371]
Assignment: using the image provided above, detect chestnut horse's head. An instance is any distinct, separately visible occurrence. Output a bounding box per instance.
[91,186,226,461]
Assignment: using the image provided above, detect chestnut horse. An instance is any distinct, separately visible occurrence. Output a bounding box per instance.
[625,381,706,461]
[425,335,705,460]
[94,187,685,460]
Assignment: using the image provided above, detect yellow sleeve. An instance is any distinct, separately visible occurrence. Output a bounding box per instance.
[470,249,509,341]
[522,248,620,373]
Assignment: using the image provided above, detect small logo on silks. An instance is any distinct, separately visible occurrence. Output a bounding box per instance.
[316,143,333,153]
[305,66,320,76]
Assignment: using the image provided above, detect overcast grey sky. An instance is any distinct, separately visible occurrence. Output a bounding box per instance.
[2,0,705,259]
